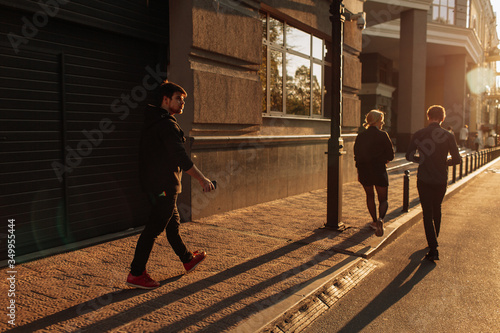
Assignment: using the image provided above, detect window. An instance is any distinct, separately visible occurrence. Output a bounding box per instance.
[259,13,328,117]
[432,0,455,25]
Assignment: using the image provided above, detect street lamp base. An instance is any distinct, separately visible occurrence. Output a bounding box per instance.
[323,221,346,231]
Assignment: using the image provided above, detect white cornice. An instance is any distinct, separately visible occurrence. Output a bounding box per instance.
[426,23,483,63]
[364,20,484,64]
[363,19,400,39]
[359,83,396,97]
[365,0,432,11]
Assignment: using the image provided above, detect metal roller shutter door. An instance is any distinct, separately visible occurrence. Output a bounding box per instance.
[0,7,163,259]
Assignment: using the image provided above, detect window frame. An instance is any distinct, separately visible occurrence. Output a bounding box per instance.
[260,12,329,119]
[432,0,456,25]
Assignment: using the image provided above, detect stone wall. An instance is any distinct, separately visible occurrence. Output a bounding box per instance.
[169,0,363,220]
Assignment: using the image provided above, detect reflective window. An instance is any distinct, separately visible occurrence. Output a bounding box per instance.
[312,36,324,60]
[270,50,283,112]
[260,13,328,117]
[286,54,310,115]
[269,17,284,45]
[312,63,322,115]
[287,26,311,55]
[259,45,267,113]
[432,0,455,24]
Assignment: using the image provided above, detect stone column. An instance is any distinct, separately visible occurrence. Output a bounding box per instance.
[397,9,428,152]
[443,54,467,131]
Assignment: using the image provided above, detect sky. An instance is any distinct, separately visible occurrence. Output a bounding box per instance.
[494,1,500,41]
[492,0,500,85]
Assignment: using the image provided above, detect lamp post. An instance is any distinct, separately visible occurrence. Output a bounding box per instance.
[325,0,345,230]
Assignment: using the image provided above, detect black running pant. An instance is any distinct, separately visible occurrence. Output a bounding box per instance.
[130,193,192,276]
[417,180,447,251]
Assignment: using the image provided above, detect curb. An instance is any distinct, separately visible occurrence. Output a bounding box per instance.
[233,156,500,333]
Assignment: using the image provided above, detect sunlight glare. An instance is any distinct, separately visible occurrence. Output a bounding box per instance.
[466,67,496,95]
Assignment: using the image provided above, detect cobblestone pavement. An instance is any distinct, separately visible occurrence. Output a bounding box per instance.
[1,154,495,333]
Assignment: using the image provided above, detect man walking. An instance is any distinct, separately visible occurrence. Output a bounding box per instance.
[127,80,215,289]
[406,105,461,261]
[459,125,468,148]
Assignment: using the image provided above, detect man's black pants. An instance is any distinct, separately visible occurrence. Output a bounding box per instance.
[130,193,192,276]
[417,180,447,251]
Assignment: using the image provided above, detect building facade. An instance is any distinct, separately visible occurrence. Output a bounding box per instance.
[0,0,365,259]
[170,0,364,221]
[361,0,498,150]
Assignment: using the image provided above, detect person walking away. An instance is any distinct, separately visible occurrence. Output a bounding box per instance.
[474,133,482,152]
[406,105,461,261]
[354,110,394,237]
[459,125,468,148]
[486,133,495,148]
[127,80,215,289]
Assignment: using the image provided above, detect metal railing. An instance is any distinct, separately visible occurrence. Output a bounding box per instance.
[451,147,500,184]
[401,147,500,210]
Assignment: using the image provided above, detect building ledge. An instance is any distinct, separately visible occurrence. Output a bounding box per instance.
[364,19,483,65]
[427,22,482,64]
[359,82,396,98]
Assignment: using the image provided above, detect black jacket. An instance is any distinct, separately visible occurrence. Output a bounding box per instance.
[354,126,394,172]
[139,105,194,194]
[406,122,461,184]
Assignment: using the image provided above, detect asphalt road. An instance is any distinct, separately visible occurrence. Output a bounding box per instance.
[304,168,500,333]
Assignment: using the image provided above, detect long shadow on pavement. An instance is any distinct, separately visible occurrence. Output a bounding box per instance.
[6,275,183,333]
[337,248,435,333]
[9,226,374,332]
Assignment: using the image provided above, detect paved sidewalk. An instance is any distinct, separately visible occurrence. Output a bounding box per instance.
[1,156,498,333]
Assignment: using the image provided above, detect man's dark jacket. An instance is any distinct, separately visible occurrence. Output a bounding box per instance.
[139,105,194,194]
[406,122,461,184]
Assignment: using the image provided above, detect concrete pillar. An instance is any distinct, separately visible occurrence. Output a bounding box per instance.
[443,54,467,131]
[397,9,428,152]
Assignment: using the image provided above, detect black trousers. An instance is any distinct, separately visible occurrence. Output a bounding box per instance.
[417,180,447,251]
[130,193,192,276]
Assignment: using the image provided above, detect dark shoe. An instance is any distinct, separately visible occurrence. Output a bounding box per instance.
[425,250,439,261]
[375,218,384,237]
[126,270,160,289]
[183,250,207,273]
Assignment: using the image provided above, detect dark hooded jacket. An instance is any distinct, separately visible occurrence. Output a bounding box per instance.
[139,104,194,194]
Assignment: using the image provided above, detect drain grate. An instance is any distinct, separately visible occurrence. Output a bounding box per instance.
[268,259,377,333]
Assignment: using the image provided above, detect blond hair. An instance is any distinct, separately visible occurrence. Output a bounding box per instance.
[363,110,384,129]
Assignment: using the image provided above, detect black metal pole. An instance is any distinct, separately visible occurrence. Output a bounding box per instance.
[402,170,410,212]
[465,155,469,176]
[459,157,463,179]
[325,0,345,230]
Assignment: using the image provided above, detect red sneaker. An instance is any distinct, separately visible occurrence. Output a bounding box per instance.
[183,250,207,273]
[126,270,160,289]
